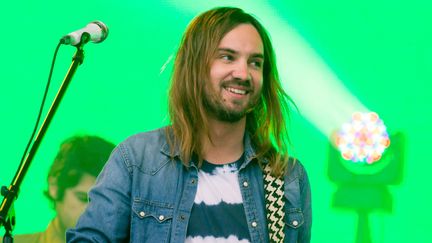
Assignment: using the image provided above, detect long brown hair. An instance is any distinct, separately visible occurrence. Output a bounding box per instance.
[167,7,293,176]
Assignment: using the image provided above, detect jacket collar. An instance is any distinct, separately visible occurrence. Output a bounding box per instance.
[160,127,180,157]
[159,127,261,168]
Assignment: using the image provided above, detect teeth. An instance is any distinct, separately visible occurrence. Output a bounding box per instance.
[226,87,247,95]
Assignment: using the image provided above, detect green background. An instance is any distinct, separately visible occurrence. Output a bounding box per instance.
[1,0,430,242]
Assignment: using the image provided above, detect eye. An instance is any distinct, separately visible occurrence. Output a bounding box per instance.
[74,191,89,203]
[220,54,234,62]
[250,60,263,69]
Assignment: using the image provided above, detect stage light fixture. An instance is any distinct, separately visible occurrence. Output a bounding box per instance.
[328,111,405,243]
[335,112,390,164]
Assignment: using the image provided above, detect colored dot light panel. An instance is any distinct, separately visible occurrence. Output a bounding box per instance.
[336,112,390,164]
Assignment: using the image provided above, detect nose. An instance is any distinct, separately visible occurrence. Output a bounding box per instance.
[232,61,251,81]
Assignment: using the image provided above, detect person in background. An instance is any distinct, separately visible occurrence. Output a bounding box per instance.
[10,135,115,243]
[67,6,311,243]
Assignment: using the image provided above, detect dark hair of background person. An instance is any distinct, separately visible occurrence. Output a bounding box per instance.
[44,135,115,202]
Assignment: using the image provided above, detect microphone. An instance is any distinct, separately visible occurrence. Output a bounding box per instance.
[60,21,109,46]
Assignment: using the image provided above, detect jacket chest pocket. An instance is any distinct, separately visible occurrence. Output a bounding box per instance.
[283,208,304,243]
[285,208,304,229]
[131,199,174,243]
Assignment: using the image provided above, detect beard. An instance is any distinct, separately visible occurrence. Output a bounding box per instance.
[203,80,261,123]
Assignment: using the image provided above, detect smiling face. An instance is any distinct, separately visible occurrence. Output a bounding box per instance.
[204,23,264,123]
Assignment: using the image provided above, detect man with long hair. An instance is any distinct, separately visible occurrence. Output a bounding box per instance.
[67,7,311,243]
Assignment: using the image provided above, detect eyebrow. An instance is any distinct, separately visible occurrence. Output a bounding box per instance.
[73,191,89,196]
[218,48,264,59]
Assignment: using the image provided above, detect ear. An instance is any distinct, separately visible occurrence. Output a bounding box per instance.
[48,177,58,200]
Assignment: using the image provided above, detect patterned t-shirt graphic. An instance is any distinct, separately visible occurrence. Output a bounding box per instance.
[186,156,251,243]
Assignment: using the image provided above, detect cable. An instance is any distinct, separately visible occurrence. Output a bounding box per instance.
[19,41,62,165]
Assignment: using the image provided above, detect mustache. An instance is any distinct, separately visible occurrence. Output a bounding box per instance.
[221,79,252,89]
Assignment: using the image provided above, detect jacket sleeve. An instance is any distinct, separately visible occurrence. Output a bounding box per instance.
[66,143,132,242]
[298,162,312,243]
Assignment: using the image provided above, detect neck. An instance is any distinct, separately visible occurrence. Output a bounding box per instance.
[202,117,246,164]
[52,216,66,241]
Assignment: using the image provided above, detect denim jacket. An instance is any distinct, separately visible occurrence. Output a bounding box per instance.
[66,127,311,242]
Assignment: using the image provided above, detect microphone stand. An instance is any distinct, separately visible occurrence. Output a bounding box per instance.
[0,34,89,243]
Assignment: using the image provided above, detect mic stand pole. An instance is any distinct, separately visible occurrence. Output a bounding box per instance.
[0,37,88,243]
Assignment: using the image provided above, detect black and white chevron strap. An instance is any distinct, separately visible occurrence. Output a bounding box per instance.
[263,164,285,242]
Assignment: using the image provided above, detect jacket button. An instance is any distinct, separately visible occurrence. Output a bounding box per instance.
[139,211,145,217]
[292,220,299,226]
[243,181,249,187]
[191,179,196,184]
[159,215,165,221]
[251,221,257,227]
